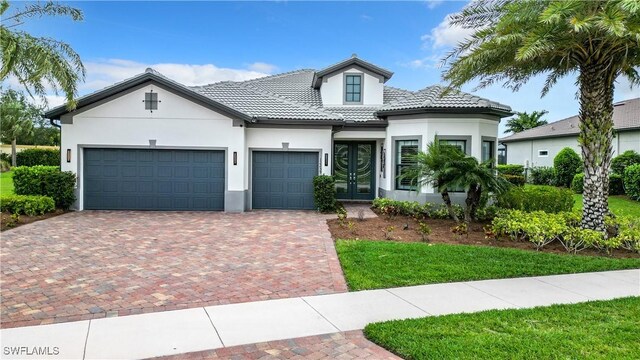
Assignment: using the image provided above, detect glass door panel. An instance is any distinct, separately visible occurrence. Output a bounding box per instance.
[356,144,372,196]
[334,143,350,198]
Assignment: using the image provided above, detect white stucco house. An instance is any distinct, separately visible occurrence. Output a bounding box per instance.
[500,97,640,168]
[44,55,512,212]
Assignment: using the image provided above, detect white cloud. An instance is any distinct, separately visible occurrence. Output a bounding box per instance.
[360,14,373,21]
[425,0,444,9]
[247,62,279,74]
[422,16,475,49]
[81,59,272,92]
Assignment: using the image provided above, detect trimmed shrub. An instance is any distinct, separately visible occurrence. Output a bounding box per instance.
[496,185,574,213]
[12,166,76,209]
[491,209,640,253]
[496,164,524,176]
[611,150,640,175]
[528,166,555,185]
[313,175,337,213]
[623,164,640,201]
[554,147,581,188]
[0,160,9,172]
[571,173,585,194]
[0,194,55,216]
[609,174,625,196]
[502,174,526,186]
[15,148,60,167]
[0,153,10,163]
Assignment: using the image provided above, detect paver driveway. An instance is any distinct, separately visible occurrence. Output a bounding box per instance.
[1,211,347,329]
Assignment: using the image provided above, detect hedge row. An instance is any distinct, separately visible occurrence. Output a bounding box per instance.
[15,149,60,167]
[13,166,76,209]
[0,195,55,216]
[496,185,574,213]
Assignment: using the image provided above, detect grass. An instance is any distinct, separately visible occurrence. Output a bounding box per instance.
[0,171,14,195]
[336,240,640,291]
[364,297,640,360]
[573,193,640,218]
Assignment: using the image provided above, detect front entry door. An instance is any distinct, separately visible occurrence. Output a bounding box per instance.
[334,142,376,200]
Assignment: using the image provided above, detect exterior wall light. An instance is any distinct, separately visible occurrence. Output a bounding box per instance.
[66,149,71,163]
[324,153,329,166]
[233,151,238,165]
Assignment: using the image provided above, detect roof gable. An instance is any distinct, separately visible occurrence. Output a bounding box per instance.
[45,69,251,122]
[312,55,394,89]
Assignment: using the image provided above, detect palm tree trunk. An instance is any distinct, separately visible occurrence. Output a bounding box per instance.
[11,138,17,167]
[464,185,480,224]
[578,63,615,232]
[441,190,459,223]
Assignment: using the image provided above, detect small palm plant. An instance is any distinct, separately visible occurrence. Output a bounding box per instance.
[400,137,510,224]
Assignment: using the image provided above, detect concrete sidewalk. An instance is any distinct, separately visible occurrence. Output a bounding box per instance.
[2,269,638,360]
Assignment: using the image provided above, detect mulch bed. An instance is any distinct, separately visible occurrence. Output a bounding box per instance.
[327,212,640,259]
[1,210,68,232]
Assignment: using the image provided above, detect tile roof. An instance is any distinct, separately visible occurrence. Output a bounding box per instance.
[44,58,512,124]
[193,81,342,121]
[500,97,640,142]
[378,85,512,113]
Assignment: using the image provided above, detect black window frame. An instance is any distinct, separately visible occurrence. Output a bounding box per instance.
[344,74,362,104]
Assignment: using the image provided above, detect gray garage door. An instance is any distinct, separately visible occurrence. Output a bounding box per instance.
[84,148,225,210]
[252,151,318,210]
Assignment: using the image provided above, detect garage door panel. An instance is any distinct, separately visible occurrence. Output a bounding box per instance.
[252,151,317,210]
[84,149,224,210]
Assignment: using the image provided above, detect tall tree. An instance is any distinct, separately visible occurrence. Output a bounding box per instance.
[0,0,85,109]
[505,110,548,133]
[442,0,640,232]
[0,90,37,166]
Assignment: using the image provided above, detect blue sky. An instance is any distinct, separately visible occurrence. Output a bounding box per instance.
[15,0,639,135]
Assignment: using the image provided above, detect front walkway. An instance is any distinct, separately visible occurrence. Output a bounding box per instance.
[2,269,637,359]
[0,211,347,329]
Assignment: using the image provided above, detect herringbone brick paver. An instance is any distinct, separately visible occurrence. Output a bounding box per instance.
[155,331,401,360]
[1,210,347,329]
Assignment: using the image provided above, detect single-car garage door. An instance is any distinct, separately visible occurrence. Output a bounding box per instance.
[84,148,225,210]
[252,151,318,210]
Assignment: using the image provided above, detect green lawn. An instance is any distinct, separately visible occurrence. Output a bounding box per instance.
[365,297,640,360]
[573,194,640,218]
[0,171,14,195]
[336,240,640,291]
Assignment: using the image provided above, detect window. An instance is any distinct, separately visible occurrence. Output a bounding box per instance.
[482,140,494,163]
[144,91,159,111]
[440,139,467,154]
[395,140,419,190]
[538,150,549,157]
[345,74,362,103]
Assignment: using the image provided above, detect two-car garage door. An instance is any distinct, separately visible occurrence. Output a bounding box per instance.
[84,148,225,210]
[83,149,318,211]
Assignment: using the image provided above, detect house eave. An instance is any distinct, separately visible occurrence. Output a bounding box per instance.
[376,107,513,118]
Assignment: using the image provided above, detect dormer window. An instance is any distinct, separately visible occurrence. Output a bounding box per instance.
[344,74,362,104]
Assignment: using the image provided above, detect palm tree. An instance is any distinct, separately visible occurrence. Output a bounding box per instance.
[505,110,548,133]
[441,157,510,223]
[0,90,36,166]
[441,0,640,232]
[400,138,466,222]
[0,0,85,109]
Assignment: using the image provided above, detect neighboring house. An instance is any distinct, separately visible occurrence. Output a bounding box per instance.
[44,55,512,212]
[500,97,640,168]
